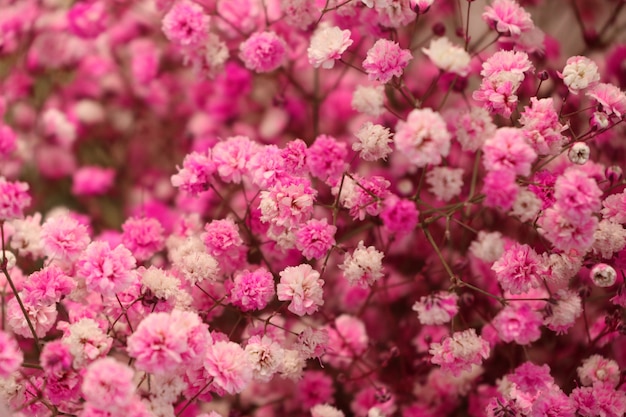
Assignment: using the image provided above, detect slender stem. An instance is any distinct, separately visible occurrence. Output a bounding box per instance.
[0,223,41,352]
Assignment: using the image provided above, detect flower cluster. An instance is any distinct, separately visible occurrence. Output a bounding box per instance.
[0,0,625,416]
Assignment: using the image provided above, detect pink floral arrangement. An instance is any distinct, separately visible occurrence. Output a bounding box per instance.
[0,0,625,416]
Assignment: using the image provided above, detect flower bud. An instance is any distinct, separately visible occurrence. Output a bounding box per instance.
[1,250,15,270]
[606,165,623,184]
[590,263,617,287]
[568,142,590,165]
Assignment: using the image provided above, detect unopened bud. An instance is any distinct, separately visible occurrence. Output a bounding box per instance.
[1,250,15,270]
[432,22,446,36]
[538,70,549,81]
[606,165,623,184]
[590,263,617,287]
[568,142,590,165]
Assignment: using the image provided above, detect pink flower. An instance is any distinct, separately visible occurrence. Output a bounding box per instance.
[602,190,626,223]
[586,83,626,118]
[67,0,108,39]
[380,196,419,235]
[362,39,412,83]
[492,242,547,295]
[121,216,165,262]
[239,31,288,73]
[295,218,336,260]
[127,310,209,374]
[42,214,90,261]
[394,108,451,168]
[429,328,490,376]
[7,297,57,338]
[412,291,459,325]
[203,218,245,272]
[553,168,602,222]
[482,169,519,211]
[538,205,598,252]
[204,340,252,394]
[325,315,368,368]
[306,135,348,184]
[72,166,115,196]
[212,136,256,184]
[162,0,210,47]
[22,265,75,306]
[229,268,275,311]
[296,371,335,409]
[454,107,497,152]
[82,358,135,412]
[0,177,31,221]
[520,98,566,155]
[491,304,542,345]
[277,264,325,316]
[259,177,317,228]
[571,383,626,417]
[482,0,535,37]
[170,151,215,194]
[76,241,137,297]
[577,355,620,387]
[40,340,73,377]
[308,26,353,69]
[0,330,22,377]
[0,124,17,157]
[530,390,575,417]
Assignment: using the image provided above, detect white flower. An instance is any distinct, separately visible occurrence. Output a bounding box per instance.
[511,188,542,222]
[425,166,464,202]
[469,231,504,263]
[312,404,345,417]
[559,56,600,94]
[422,37,471,76]
[340,240,384,287]
[352,85,385,116]
[308,26,353,69]
[353,122,393,161]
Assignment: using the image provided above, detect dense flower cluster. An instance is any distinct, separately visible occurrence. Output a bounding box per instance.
[0,0,625,416]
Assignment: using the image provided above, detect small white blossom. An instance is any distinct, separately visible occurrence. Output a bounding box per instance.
[340,240,384,287]
[353,122,393,161]
[426,167,464,202]
[422,37,471,76]
[308,26,353,69]
[352,85,385,117]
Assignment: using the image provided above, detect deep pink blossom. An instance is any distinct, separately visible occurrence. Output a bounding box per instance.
[229,268,275,311]
[0,177,30,221]
[121,216,165,262]
[362,39,412,83]
[239,31,288,73]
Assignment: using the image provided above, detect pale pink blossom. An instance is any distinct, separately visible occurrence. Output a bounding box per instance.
[277,264,325,316]
[394,108,451,168]
[0,331,22,377]
[308,26,353,69]
[429,329,490,375]
[482,0,535,37]
[82,358,135,412]
[340,241,385,287]
[127,310,209,374]
[412,292,459,325]
[204,340,252,394]
[76,241,137,297]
